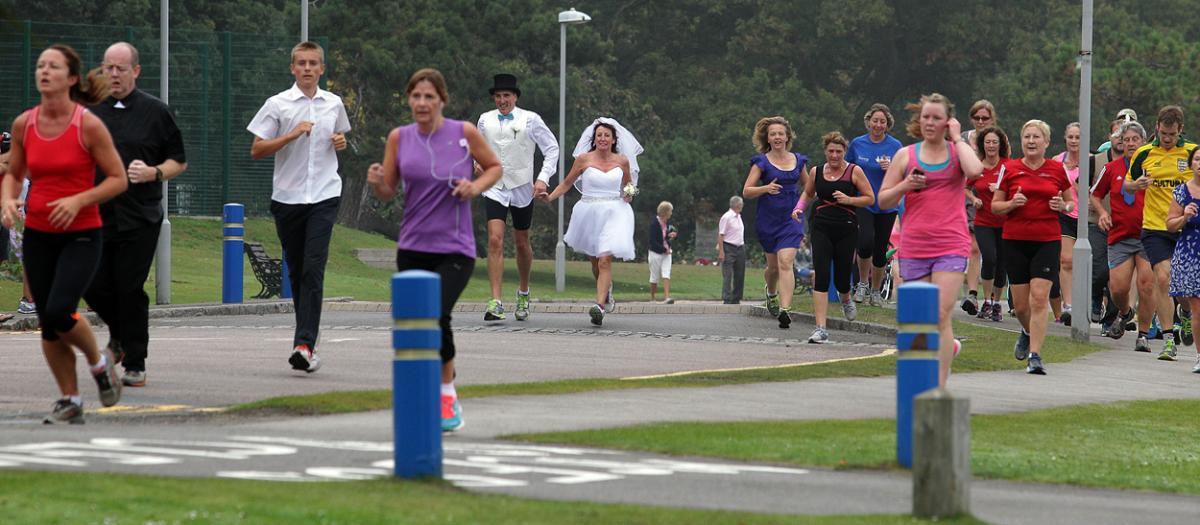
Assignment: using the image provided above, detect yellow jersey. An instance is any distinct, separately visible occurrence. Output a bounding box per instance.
[1127,139,1196,231]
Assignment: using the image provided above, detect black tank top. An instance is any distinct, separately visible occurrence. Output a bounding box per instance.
[813,163,858,224]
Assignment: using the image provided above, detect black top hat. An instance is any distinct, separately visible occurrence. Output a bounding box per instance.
[489,74,521,96]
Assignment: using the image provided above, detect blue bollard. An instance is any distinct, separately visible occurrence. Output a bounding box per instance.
[222,204,244,304]
[896,282,941,468]
[280,252,293,299]
[391,270,443,478]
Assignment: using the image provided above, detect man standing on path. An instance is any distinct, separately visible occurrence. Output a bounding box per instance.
[476,74,559,321]
[718,196,746,304]
[247,41,350,373]
[85,42,187,387]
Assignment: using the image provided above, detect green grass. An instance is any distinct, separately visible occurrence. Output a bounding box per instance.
[513,399,1200,495]
[0,470,986,525]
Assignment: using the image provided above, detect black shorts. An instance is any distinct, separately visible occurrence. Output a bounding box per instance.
[1003,238,1061,286]
[1141,229,1179,266]
[484,197,534,230]
[1059,213,1078,239]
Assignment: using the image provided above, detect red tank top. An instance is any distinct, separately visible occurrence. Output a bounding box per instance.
[22,104,102,232]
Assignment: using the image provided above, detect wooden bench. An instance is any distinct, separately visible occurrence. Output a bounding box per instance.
[244,242,283,299]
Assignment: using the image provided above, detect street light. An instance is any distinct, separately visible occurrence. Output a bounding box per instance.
[556,8,591,293]
[1072,0,1092,342]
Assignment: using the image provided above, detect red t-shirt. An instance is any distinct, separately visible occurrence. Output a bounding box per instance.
[998,158,1071,242]
[1091,156,1145,245]
[971,163,1006,228]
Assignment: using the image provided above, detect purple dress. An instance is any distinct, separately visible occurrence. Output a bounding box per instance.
[751,152,807,253]
[395,119,476,257]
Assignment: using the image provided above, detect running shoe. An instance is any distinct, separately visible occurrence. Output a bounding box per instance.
[1159,339,1178,361]
[514,292,531,321]
[1134,334,1151,353]
[853,282,868,303]
[1179,304,1193,346]
[1108,310,1134,340]
[589,303,604,326]
[484,299,505,321]
[122,370,146,387]
[1014,331,1031,361]
[289,344,322,373]
[1026,353,1046,375]
[107,340,125,366]
[778,308,791,329]
[1149,315,1161,339]
[808,327,829,344]
[16,297,35,315]
[43,398,83,425]
[953,339,961,357]
[1192,354,1200,374]
[93,348,122,407]
[1090,300,1103,324]
[764,286,781,317]
[842,300,857,322]
[659,297,675,304]
[869,290,883,308]
[1060,305,1072,327]
[441,395,464,432]
[1172,324,1183,346]
[604,284,616,313]
[989,302,1003,322]
[976,301,989,319]
[960,294,979,316]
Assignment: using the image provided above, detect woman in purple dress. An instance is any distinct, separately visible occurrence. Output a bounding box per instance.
[367,68,502,432]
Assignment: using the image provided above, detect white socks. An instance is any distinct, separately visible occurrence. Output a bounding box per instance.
[441,382,457,399]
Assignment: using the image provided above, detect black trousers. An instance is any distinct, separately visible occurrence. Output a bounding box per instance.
[721,242,745,303]
[24,228,102,341]
[812,218,858,294]
[1088,222,1110,306]
[271,197,339,349]
[84,222,161,371]
[396,249,475,363]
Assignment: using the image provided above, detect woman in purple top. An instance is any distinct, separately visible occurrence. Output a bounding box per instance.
[367,68,502,432]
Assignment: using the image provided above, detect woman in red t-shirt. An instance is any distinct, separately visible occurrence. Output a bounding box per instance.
[1090,121,1153,344]
[970,126,1011,322]
[992,120,1074,375]
[0,44,127,423]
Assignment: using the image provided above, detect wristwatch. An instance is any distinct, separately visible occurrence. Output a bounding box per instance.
[154,166,164,182]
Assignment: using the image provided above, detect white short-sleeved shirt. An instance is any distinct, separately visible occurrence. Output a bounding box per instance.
[247,83,351,204]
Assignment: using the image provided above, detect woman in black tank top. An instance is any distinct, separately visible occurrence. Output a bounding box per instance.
[793,132,875,342]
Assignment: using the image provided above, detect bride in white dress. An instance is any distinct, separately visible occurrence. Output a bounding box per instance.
[542,120,637,326]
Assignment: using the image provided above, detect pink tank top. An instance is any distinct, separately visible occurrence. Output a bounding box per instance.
[898,143,970,259]
[1053,152,1080,219]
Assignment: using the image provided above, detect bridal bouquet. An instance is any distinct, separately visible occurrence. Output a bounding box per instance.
[622,183,639,198]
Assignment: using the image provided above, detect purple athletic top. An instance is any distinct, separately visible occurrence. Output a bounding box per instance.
[395,119,476,257]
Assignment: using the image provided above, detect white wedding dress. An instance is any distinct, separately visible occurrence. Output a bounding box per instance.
[564,166,635,260]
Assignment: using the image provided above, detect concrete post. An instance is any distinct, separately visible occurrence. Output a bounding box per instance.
[912,388,971,519]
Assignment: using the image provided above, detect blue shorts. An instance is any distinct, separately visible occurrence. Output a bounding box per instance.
[1141,229,1178,266]
[759,232,803,254]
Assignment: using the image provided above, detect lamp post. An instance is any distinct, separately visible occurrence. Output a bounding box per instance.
[156,0,171,304]
[301,0,309,41]
[1072,0,1093,342]
[556,8,591,293]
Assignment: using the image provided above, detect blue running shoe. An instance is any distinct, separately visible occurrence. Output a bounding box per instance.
[441,395,464,432]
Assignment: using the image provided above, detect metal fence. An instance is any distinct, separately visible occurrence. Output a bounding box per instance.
[0,19,327,217]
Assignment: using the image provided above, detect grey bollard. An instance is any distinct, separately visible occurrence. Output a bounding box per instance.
[912,388,971,518]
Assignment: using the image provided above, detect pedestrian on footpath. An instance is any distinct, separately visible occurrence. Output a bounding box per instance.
[247,41,350,374]
[366,68,502,432]
[992,120,1075,375]
[717,196,746,304]
[969,126,1011,322]
[83,42,187,388]
[743,116,807,328]
[846,104,902,307]
[476,74,559,322]
[1165,146,1200,373]
[795,131,875,341]
[0,44,127,423]
[647,200,676,304]
[959,99,998,316]
[543,118,640,326]
[1091,121,1153,347]
[878,93,983,386]
[1124,105,1196,361]
[0,132,36,316]
[1050,123,1087,326]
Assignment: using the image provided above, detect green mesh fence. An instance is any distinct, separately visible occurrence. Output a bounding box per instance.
[0,19,328,217]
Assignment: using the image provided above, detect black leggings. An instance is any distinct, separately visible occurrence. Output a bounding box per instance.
[855,209,897,268]
[396,249,476,364]
[974,226,1008,289]
[23,227,102,341]
[811,219,859,294]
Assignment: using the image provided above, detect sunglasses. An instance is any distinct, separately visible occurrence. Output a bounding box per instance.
[971,114,992,122]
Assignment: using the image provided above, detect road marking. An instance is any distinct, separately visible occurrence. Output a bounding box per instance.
[619,347,898,380]
[93,405,226,415]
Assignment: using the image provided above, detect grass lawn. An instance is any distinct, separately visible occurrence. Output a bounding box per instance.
[512,399,1200,496]
[0,470,985,525]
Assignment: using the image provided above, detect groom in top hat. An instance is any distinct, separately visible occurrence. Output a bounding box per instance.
[476,73,560,322]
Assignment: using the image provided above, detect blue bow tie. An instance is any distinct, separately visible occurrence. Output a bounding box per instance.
[498,113,514,122]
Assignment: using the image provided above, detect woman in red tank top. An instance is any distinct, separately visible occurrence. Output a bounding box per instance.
[0,44,127,424]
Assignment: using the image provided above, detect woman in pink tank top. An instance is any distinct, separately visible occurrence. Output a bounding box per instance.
[0,44,127,424]
[877,93,983,387]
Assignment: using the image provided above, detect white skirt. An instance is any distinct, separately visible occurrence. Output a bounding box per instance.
[564,196,636,260]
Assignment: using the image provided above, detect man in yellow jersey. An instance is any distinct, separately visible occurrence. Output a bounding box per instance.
[1125,105,1196,360]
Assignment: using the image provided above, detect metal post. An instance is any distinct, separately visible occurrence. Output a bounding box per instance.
[896,282,941,468]
[22,20,31,109]
[221,32,232,205]
[222,204,245,304]
[391,270,443,479]
[1072,0,1093,342]
[301,0,309,42]
[555,23,567,293]
[156,0,172,304]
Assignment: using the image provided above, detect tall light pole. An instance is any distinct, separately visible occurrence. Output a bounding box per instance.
[156,0,172,304]
[556,8,591,293]
[301,0,309,41]
[1072,0,1093,341]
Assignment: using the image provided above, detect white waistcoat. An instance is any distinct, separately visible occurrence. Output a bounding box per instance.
[480,108,536,190]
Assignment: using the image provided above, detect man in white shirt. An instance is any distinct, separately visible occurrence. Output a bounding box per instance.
[476,74,559,321]
[717,196,746,304]
[246,41,350,374]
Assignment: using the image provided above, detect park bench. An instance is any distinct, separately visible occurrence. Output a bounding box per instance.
[244,242,283,299]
